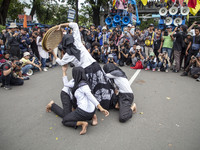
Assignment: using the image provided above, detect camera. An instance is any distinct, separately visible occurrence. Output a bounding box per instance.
[192,56,196,59]
[15,62,23,67]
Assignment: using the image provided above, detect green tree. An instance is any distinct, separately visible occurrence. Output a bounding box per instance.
[0,0,26,25]
[78,3,93,26]
[85,0,110,25]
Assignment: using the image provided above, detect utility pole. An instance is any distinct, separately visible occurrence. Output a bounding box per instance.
[75,0,78,23]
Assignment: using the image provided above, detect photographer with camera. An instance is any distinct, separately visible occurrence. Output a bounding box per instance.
[30,27,40,59]
[144,24,156,57]
[171,25,187,73]
[133,28,145,51]
[106,54,117,65]
[101,42,110,64]
[109,41,118,63]
[98,26,109,46]
[6,23,21,58]
[130,45,145,69]
[157,51,171,72]
[1,56,24,90]
[186,27,200,67]
[181,53,200,81]
[145,52,157,71]
[118,44,129,66]
[91,42,101,63]
[160,26,174,58]
[85,30,95,53]
[19,28,31,57]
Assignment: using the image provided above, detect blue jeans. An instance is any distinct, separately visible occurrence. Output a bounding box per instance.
[147,61,157,69]
[41,58,47,68]
[22,64,33,74]
[162,48,172,58]
[101,54,108,64]
[158,62,169,70]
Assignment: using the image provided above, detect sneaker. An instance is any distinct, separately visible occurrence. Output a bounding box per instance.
[4,85,11,90]
[23,76,30,80]
[152,68,156,72]
[48,64,52,68]
[145,68,150,71]
[157,68,160,72]
[196,77,200,82]
[1,84,5,88]
[173,69,179,73]
[43,68,48,72]
[165,69,168,73]
[181,72,187,76]
[27,69,33,76]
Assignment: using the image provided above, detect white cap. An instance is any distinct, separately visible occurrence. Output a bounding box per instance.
[24,52,30,57]
[102,26,107,30]
[127,24,132,27]
[136,45,141,50]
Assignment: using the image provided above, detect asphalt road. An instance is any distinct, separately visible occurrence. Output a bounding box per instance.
[0,65,200,150]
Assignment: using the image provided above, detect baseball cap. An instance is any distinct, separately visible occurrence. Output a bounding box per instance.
[136,45,141,50]
[24,52,30,57]
[167,26,172,28]
[127,24,132,27]
[149,23,154,27]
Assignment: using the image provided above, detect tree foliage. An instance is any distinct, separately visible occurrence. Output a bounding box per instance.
[29,0,69,25]
[0,0,26,25]
[78,3,93,26]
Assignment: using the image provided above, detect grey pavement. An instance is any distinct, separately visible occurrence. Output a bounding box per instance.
[0,65,200,150]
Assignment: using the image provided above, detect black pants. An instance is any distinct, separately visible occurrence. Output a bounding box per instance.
[51,91,94,128]
[51,91,72,118]
[2,73,24,86]
[119,93,134,123]
[62,107,95,128]
[186,50,199,67]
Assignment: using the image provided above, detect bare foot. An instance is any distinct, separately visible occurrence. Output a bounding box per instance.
[80,122,88,135]
[92,114,98,126]
[131,103,137,114]
[46,100,54,112]
[115,102,119,109]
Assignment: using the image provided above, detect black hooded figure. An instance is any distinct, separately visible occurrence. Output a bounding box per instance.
[61,34,81,61]
[103,63,136,123]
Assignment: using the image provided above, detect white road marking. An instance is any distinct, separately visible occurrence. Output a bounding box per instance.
[129,69,141,85]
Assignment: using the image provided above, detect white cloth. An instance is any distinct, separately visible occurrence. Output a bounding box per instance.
[62,76,73,99]
[52,47,58,65]
[106,73,133,94]
[36,36,49,59]
[56,23,96,68]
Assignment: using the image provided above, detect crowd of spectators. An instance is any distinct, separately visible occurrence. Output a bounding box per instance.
[0,23,61,90]
[79,21,200,81]
[0,20,200,90]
